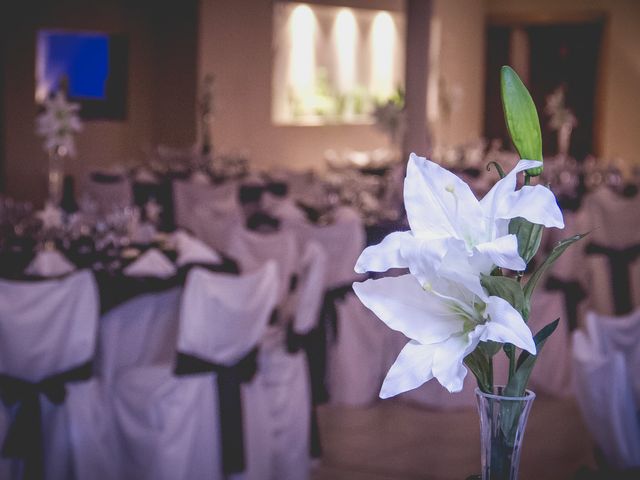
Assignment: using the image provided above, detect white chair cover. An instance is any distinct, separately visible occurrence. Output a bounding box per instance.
[226,227,299,307]
[173,179,239,233]
[111,263,280,480]
[581,188,640,315]
[0,271,98,380]
[283,207,365,289]
[528,288,573,397]
[97,288,182,386]
[585,309,640,405]
[329,293,404,406]
[262,194,306,223]
[0,271,111,480]
[291,241,327,335]
[83,174,133,214]
[572,328,640,469]
[257,241,327,480]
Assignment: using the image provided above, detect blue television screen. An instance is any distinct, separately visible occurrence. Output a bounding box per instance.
[36,30,128,119]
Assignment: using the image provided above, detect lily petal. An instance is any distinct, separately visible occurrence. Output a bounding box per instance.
[480,159,542,226]
[380,340,435,398]
[437,239,489,300]
[481,296,536,355]
[474,234,526,272]
[355,231,412,273]
[404,153,483,241]
[502,185,565,229]
[352,275,465,345]
[432,332,479,392]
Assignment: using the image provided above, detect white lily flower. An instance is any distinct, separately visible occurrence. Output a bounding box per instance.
[353,266,536,397]
[356,154,564,280]
[352,154,561,398]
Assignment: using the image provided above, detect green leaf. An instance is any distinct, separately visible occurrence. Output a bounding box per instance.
[479,340,502,357]
[464,349,492,393]
[508,217,544,265]
[500,66,543,175]
[503,319,560,397]
[523,233,588,306]
[481,274,526,318]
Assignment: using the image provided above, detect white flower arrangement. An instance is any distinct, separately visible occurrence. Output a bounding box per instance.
[544,85,577,132]
[354,67,584,399]
[36,90,82,157]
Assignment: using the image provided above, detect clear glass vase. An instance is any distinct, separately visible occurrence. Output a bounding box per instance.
[47,149,66,206]
[475,387,536,480]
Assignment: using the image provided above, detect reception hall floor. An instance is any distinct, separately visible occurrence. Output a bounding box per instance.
[313,394,595,480]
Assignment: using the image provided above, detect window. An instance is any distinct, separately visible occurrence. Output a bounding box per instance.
[272,2,405,126]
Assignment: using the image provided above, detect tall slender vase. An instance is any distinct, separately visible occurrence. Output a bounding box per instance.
[475,387,536,480]
[47,148,66,206]
[557,123,573,156]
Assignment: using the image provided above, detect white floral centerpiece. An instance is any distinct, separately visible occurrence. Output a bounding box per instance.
[36,88,82,205]
[372,87,405,153]
[544,85,577,156]
[36,89,82,158]
[353,67,584,480]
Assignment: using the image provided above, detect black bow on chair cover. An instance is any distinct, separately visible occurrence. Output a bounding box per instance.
[545,276,587,331]
[285,283,353,459]
[586,242,640,315]
[174,348,258,475]
[0,361,93,480]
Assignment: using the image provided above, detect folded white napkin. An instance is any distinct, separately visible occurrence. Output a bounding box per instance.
[25,250,75,277]
[173,230,222,266]
[123,248,176,278]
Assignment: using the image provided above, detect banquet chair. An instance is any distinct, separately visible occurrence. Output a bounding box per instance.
[97,288,182,387]
[582,187,640,316]
[0,270,114,480]
[571,325,640,469]
[82,172,133,215]
[225,226,299,309]
[257,241,327,479]
[173,179,239,233]
[226,222,327,477]
[583,309,640,405]
[111,263,280,480]
[284,207,397,406]
[541,207,589,331]
[173,180,242,252]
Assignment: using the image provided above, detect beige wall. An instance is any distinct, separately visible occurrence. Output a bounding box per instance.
[429,0,486,149]
[198,0,400,173]
[0,1,198,204]
[487,0,640,167]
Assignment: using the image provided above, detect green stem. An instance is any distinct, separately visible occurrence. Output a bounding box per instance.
[505,345,516,383]
[488,356,494,391]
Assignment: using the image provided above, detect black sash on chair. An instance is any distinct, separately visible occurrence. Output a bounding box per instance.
[285,283,353,458]
[320,284,354,342]
[585,242,640,315]
[545,276,587,331]
[174,348,258,475]
[0,360,93,480]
